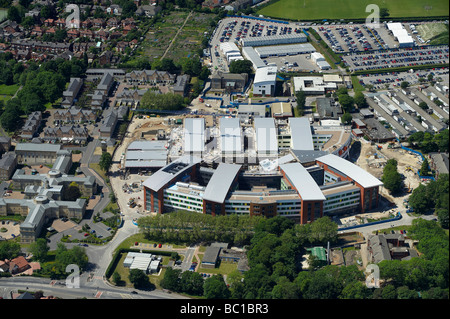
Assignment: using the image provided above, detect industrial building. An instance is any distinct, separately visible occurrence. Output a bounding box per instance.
[293,76,337,95]
[124,140,168,171]
[252,66,277,97]
[220,42,243,63]
[255,43,315,58]
[386,22,414,47]
[240,33,307,47]
[311,52,331,70]
[242,46,266,70]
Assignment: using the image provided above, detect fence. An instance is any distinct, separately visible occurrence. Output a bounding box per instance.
[394,137,435,181]
[338,212,402,231]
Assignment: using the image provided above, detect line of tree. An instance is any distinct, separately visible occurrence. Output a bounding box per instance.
[138,211,263,246]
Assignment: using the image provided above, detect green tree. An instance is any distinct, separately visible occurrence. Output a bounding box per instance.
[229,59,253,75]
[112,271,122,285]
[341,112,352,125]
[180,271,204,296]
[29,238,49,262]
[418,101,429,110]
[419,158,430,176]
[354,91,368,108]
[381,159,403,194]
[0,241,21,260]
[128,268,150,289]
[380,7,390,18]
[203,274,231,299]
[338,94,354,113]
[400,81,409,89]
[64,182,82,201]
[99,152,113,172]
[161,267,181,291]
[409,184,431,214]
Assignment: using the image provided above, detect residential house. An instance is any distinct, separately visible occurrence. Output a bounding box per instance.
[20,112,42,139]
[367,233,418,263]
[31,26,43,37]
[80,29,94,40]
[0,152,17,181]
[98,50,114,66]
[429,152,449,179]
[107,17,119,28]
[135,5,162,17]
[81,19,93,29]
[95,29,109,41]
[115,88,150,107]
[62,77,84,108]
[53,107,97,124]
[43,125,89,144]
[0,136,11,153]
[92,18,106,28]
[106,4,122,15]
[210,71,248,93]
[9,256,31,275]
[67,29,80,39]
[91,90,107,109]
[99,108,118,138]
[44,18,55,27]
[14,143,64,165]
[172,74,190,97]
[55,18,66,28]
[125,70,176,85]
[97,72,114,94]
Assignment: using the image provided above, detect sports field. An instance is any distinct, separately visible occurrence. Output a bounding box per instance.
[257,0,449,20]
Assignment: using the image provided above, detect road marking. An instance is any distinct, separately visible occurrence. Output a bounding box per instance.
[120,293,132,299]
[95,291,103,298]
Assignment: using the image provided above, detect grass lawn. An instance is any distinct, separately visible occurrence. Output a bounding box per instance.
[257,0,449,20]
[0,84,20,95]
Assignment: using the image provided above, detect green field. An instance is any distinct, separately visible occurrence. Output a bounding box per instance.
[257,0,449,20]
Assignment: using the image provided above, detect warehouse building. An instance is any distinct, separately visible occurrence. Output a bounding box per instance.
[220,42,243,63]
[242,46,266,70]
[240,33,307,47]
[255,43,315,58]
[124,140,168,171]
[386,22,414,47]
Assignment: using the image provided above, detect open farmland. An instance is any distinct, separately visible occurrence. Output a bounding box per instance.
[257,0,449,21]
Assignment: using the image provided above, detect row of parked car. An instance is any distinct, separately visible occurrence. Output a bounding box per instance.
[343,45,449,71]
